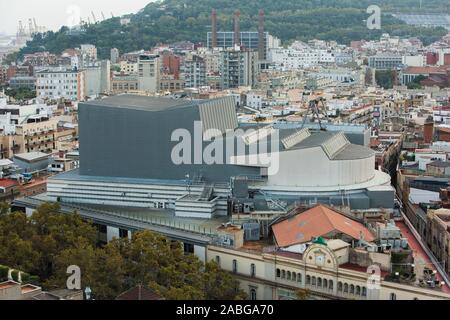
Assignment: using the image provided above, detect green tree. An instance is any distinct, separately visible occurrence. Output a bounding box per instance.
[29,203,97,279]
[203,261,246,300]
[45,240,127,299]
[407,75,427,89]
[375,70,395,89]
[295,288,311,300]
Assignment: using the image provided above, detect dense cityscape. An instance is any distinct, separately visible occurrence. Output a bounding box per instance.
[0,0,450,304]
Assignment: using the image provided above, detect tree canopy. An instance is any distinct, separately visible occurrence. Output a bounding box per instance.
[0,203,245,300]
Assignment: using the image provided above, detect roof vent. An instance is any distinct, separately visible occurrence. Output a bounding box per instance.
[281,128,311,149]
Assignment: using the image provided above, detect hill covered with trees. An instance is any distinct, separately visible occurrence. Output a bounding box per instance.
[18,0,450,59]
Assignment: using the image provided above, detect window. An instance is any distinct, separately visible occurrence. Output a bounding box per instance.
[297,273,302,283]
[317,277,322,287]
[250,264,256,278]
[287,271,291,281]
[344,283,349,293]
[232,260,237,274]
[306,275,311,285]
[276,268,281,278]
[329,280,334,291]
[183,243,194,254]
[281,270,286,279]
[311,276,316,286]
[338,282,343,292]
[249,288,257,301]
[356,286,361,295]
[362,287,367,297]
[323,279,328,289]
[350,285,355,294]
[292,273,296,282]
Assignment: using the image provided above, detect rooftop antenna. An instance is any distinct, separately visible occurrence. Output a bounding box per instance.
[28,18,34,35]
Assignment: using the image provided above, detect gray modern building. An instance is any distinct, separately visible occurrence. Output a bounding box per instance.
[44,94,394,219]
[368,54,403,70]
[220,49,259,89]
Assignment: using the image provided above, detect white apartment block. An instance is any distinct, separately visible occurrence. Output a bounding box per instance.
[269,48,336,70]
[246,92,264,110]
[36,69,85,101]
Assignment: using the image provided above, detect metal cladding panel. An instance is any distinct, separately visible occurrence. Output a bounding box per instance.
[199,96,238,140]
[79,98,258,183]
[368,188,395,209]
[348,194,371,210]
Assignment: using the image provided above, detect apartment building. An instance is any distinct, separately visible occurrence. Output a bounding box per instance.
[138,54,160,93]
[36,69,85,101]
[14,116,58,154]
[159,75,184,92]
[220,48,259,89]
[182,54,206,88]
[120,61,138,74]
[426,209,450,275]
[111,75,139,94]
[207,243,449,300]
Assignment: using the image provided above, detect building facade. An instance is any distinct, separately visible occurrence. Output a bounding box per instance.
[36,69,85,101]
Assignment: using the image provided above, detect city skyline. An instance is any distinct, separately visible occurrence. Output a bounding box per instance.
[0,0,153,35]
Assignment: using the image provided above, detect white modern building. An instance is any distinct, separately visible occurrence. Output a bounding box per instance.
[36,68,85,101]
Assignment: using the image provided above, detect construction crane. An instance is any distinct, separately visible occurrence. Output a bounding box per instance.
[101,12,106,21]
[33,18,38,31]
[91,11,97,23]
[28,18,34,35]
[18,21,25,36]
[300,97,329,131]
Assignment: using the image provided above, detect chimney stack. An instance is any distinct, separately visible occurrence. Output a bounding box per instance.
[234,9,240,47]
[211,9,218,48]
[258,9,265,60]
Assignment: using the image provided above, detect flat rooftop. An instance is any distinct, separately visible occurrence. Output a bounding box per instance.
[82,94,199,112]
[16,194,229,240]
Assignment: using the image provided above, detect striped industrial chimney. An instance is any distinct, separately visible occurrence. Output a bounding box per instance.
[234,9,241,46]
[211,9,218,48]
[258,9,265,60]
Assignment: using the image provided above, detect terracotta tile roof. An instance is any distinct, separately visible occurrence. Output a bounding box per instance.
[438,127,450,134]
[0,179,18,188]
[115,285,164,300]
[403,66,447,75]
[272,205,375,247]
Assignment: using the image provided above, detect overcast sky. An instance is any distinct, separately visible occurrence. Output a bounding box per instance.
[0,0,154,35]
